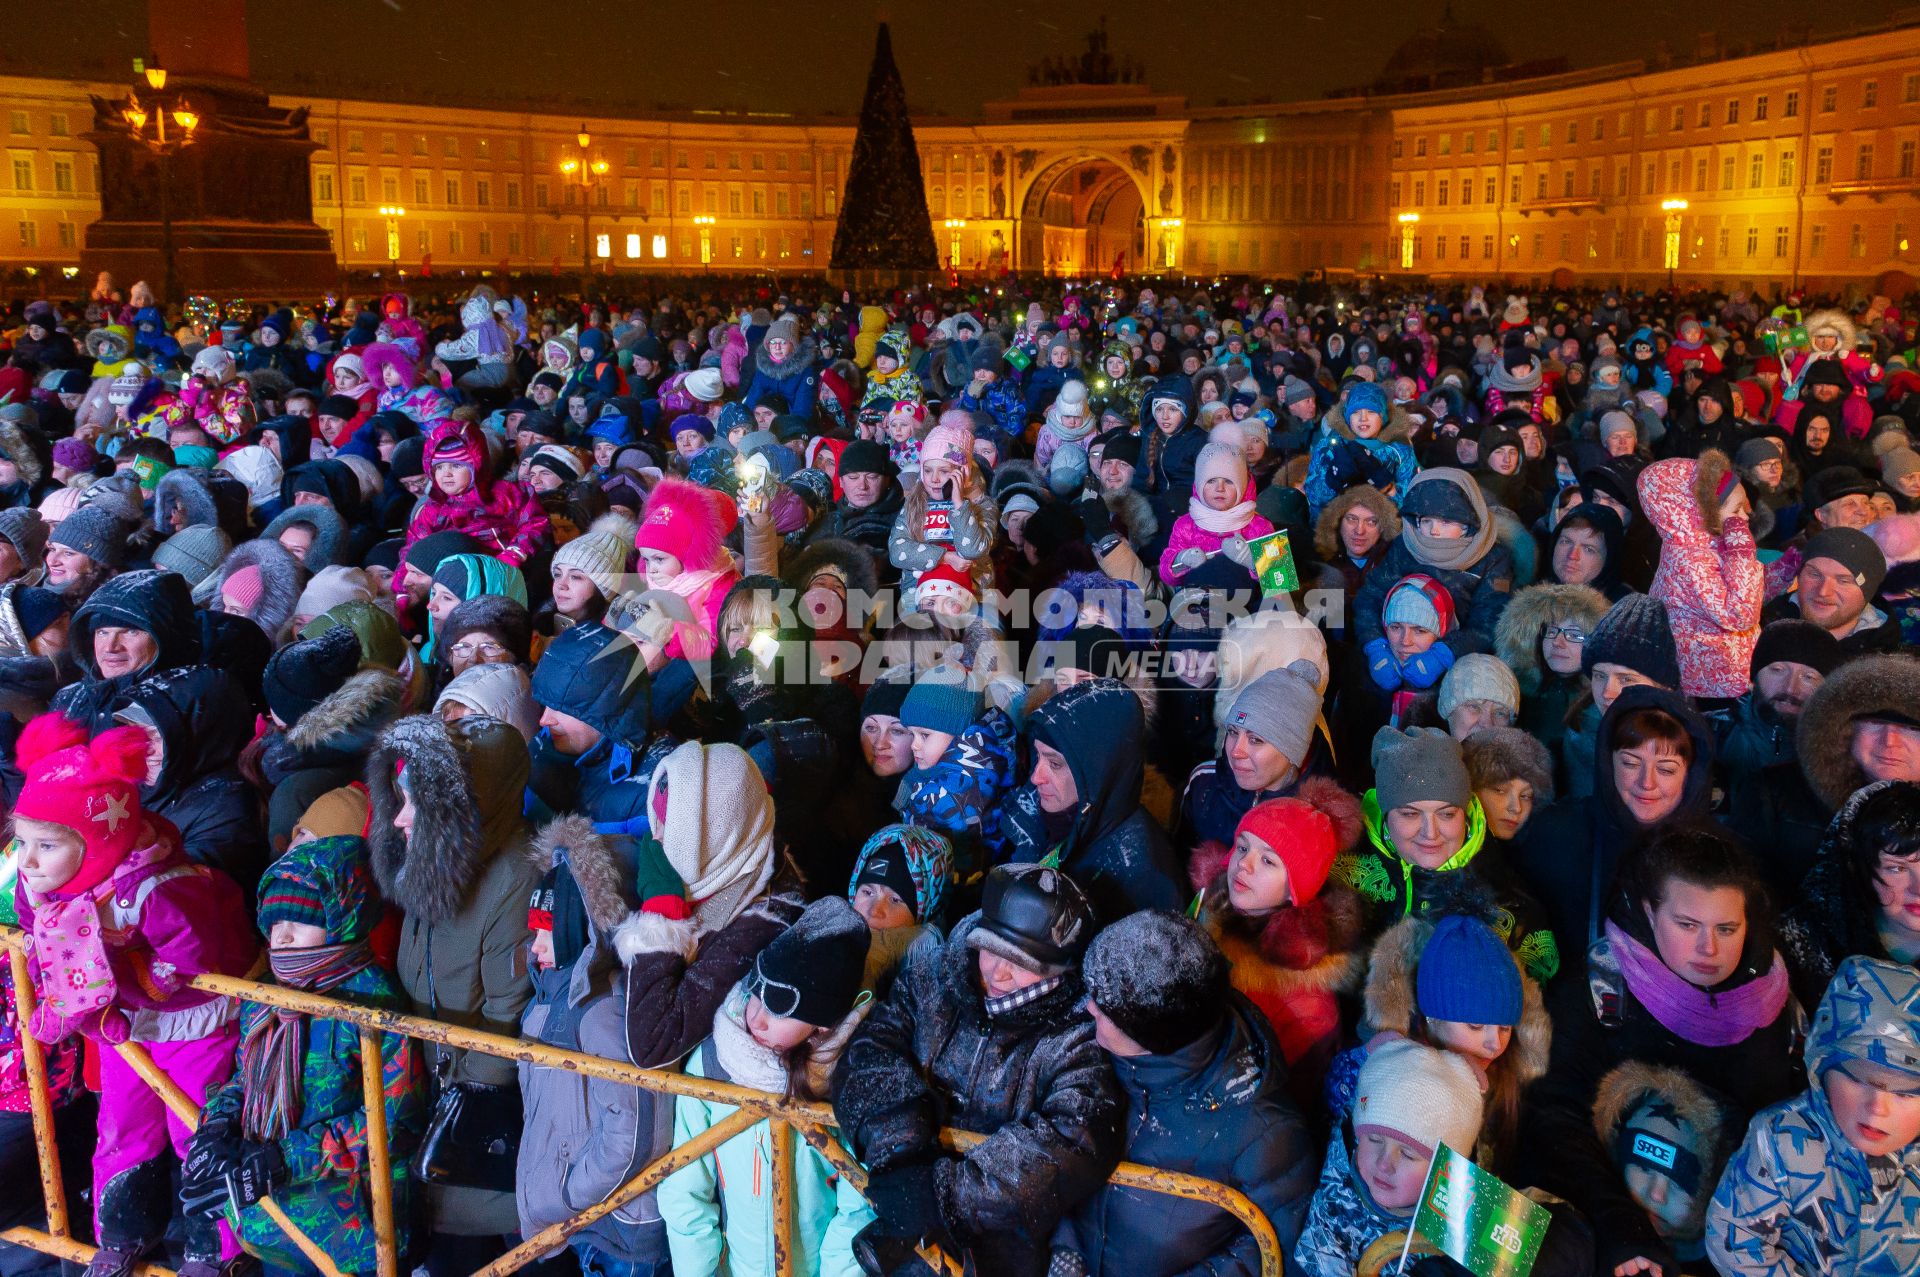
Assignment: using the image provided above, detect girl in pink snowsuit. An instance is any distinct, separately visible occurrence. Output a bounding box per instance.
[1159,440,1275,587]
[12,715,258,1275]
[399,417,551,577]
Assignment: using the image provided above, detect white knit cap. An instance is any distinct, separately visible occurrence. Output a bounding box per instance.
[1193,441,1249,496]
[684,367,725,403]
[1353,1038,1485,1158]
[1438,653,1521,718]
[551,513,636,598]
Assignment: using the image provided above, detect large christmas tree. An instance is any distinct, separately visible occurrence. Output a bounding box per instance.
[830,23,938,277]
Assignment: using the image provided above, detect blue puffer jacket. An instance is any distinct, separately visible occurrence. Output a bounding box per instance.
[527,621,691,833]
[1707,956,1920,1276]
[741,336,820,419]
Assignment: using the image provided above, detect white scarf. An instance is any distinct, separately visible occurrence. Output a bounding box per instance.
[1187,494,1258,536]
[710,986,791,1091]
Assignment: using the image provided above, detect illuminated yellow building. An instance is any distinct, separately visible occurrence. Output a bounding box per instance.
[2,19,1917,291]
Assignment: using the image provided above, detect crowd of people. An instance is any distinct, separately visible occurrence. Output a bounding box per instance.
[0,268,1916,1277]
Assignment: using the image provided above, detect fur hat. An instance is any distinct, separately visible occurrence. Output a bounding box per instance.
[1462,727,1554,801]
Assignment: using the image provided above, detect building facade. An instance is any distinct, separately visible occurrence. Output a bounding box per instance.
[3,20,1917,294]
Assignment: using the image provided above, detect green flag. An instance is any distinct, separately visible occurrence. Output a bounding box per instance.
[1248,529,1299,595]
[1403,1143,1551,1277]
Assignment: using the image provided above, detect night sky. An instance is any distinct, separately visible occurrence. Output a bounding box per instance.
[7,0,1905,117]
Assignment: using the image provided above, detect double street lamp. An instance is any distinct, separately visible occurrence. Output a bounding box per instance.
[120,64,199,304]
[558,125,611,291]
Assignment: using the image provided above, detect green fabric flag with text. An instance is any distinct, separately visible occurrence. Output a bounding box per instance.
[1249,528,1299,595]
[1405,1143,1551,1277]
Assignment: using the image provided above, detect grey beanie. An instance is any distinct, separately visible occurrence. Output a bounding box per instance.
[152,525,233,588]
[1370,726,1471,811]
[1224,662,1322,767]
[47,504,130,569]
[0,508,48,570]
[1282,376,1316,406]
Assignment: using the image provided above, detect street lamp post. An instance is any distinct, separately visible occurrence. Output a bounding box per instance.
[692,215,715,270]
[378,206,406,271]
[1397,211,1420,270]
[942,218,967,273]
[558,124,611,293]
[120,64,199,305]
[1661,199,1688,290]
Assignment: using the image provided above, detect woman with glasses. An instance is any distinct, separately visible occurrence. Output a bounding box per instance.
[1495,581,1612,790]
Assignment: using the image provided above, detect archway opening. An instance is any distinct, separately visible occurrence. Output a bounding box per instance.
[1018,156,1146,277]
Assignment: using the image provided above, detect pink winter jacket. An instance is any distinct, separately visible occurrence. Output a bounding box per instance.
[1639,453,1764,699]
[16,822,259,1045]
[399,418,552,574]
[1158,510,1276,587]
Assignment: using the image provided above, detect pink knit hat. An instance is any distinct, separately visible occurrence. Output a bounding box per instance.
[221,563,266,615]
[37,486,84,528]
[633,476,738,572]
[13,715,151,896]
[920,422,974,468]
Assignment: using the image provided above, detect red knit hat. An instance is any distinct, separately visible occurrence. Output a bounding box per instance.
[13,714,151,896]
[1230,778,1364,907]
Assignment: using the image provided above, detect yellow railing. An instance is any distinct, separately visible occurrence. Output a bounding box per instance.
[0,925,1282,1277]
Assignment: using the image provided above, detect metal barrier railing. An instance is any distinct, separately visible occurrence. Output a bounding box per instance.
[0,924,1282,1277]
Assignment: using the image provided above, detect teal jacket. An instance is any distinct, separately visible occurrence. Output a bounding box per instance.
[659,1005,873,1277]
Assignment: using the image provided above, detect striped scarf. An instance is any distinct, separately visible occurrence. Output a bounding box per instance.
[239,941,375,1142]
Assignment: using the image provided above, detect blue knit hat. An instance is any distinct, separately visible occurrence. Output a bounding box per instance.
[1345,380,1389,421]
[1416,915,1523,1027]
[899,667,981,741]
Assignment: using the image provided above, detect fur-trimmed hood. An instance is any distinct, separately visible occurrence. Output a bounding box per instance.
[1360,917,1551,1086]
[1590,1060,1733,1238]
[1637,449,1735,543]
[1312,483,1402,560]
[989,458,1047,504]
[1494,582,1610,693]
[261,505,349,572]
[524,814,635,936]
[154,467,249,543]
[782,536,879,603]
[753,333,817,381]
[196,537,308,643]
[286,665,409,754]
[366,712,531,924]
[1799,654,1920,810]
[1103,486,1158,549]
[0,418,46,488]
[1803,308,1858,355]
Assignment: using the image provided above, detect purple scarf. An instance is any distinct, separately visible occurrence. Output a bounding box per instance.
[1604,920,1790,1048]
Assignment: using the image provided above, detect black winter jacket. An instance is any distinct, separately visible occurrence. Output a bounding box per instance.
[1056,994,1316,1277]
[998,678,1184,923]
[833,920,1123,1277]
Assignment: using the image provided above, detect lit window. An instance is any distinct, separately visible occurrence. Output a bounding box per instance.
[625,232,641,258]
[651,234,666,259]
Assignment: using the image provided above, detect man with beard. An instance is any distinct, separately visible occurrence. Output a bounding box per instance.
[1714,620,1842,779]
[1762,527,1901,656]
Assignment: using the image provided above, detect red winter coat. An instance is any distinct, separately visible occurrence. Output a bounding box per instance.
[1640,452,1763,699]
[399,418,551,574]
[1188,828,1366,1113]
